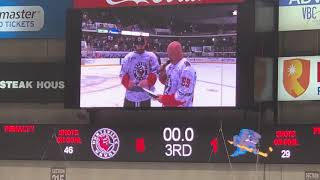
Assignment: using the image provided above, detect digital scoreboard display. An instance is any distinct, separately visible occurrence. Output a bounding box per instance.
[0,124,316,163]
[0,123,260,162]
[260,125,320,164]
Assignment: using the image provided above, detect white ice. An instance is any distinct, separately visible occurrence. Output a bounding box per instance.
[80,59,236,107]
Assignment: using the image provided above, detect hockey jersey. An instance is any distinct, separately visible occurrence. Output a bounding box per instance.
[120,51,159,102]
[163,58,196,107]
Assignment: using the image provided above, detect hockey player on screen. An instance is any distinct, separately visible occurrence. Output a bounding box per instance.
[119,36,160,108]
[157,41,197,107]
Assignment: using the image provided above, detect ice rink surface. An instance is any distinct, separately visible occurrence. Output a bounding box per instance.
[80,58,236,107]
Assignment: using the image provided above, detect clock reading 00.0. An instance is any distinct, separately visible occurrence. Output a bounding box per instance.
[163,127,194,157]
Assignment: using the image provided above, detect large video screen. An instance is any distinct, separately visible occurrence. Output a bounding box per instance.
[80,5,238,108]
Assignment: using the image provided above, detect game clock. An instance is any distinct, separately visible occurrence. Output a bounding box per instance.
[163,127,194,157]
[0,124,259,163]
[1,124,319,164]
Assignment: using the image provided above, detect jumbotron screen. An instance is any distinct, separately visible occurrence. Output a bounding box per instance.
[80,5,238,108]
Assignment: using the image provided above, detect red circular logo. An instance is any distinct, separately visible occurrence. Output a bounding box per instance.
[91,128,120,159]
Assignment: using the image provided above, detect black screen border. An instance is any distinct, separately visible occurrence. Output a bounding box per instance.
[65,1,255,110]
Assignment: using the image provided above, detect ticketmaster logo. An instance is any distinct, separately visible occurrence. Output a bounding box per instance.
[0,6,44,32]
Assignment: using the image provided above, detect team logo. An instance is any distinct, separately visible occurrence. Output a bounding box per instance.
[134,62,148,80]
[283,59,310,98]
[228,129,273,158]
[91,128,120,160]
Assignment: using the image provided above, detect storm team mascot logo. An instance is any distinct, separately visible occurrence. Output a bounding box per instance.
[228,129,273,158]
[91,128,120,160]
[283,59,310,98]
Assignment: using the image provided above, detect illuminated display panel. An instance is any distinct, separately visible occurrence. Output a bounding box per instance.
[73,0,244,8]
[56,129,82,144]
[0,124,260,162]
[0,124,318,163]
[3,125,36,133]
[80,4,238,108]
[66,0,255,109]
[278,56,320,101]
[279,0,320,31]
[260,125,320,164]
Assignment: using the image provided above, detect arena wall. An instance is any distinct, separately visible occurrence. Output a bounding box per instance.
[0,2,320,179]
[0,161,316,180]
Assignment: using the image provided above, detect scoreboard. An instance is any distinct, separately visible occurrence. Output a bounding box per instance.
[261,125,320,164]
[0,123,318,163]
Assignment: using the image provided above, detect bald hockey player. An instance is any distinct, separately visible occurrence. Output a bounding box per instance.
[158,41,197,107]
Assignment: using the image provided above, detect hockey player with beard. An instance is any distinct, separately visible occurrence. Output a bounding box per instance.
[158,41,197,107]
[120,36,159,108]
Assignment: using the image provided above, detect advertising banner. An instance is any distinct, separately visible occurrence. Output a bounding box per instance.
[279,0,320,31]
[74,0,243,8]
[0,63,64,103]
[278,56,320,101]
[0,0,72,38]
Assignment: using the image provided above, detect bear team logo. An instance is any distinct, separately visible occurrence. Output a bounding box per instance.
[91,128,120,160]
[283,58,310,98]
